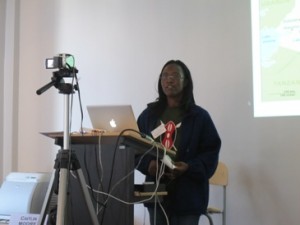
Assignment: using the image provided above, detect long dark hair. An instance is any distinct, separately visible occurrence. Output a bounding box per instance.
[148,60,195,115]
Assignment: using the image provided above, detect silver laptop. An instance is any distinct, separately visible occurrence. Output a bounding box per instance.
[87,105,139,132]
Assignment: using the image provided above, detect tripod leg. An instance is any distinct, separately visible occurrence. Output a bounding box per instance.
[56,168,69,225]
[37,170,58,225]
[76,169,100,225]
[37,149,100,225]
[37,150,70,225]
[71,153,100,225]
[55,150,72,225]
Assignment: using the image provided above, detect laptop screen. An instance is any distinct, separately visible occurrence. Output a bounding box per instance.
[87,105,139,133]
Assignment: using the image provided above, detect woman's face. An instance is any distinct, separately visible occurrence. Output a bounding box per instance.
[160,63,185,99]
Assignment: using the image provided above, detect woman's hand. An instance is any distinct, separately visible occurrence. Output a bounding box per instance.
[164,161,189,180]
[173,161,189,176]
[148,160,161,177]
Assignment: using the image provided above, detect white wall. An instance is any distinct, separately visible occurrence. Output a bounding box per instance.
[1,0,20,181]
[2,0,300,225]
[0,0,5,182]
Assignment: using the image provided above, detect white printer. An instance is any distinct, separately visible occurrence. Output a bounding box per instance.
[0,172,51,217]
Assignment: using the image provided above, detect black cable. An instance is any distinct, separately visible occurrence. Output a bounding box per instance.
[100,129,150,225]
[82,144,106,207]
[74,73,84,133]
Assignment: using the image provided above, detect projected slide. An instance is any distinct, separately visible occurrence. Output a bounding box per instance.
[252,0,300,117]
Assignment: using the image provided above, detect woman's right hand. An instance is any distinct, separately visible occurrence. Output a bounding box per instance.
[148,160,161,176]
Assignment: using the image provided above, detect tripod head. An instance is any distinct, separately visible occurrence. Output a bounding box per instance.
[36,54,78,95]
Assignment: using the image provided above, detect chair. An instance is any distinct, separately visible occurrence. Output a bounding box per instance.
[202,161,228,225]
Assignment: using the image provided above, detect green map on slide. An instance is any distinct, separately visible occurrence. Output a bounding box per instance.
[260,0,300,101]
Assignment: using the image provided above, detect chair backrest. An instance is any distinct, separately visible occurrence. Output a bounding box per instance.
[209,161,228,186]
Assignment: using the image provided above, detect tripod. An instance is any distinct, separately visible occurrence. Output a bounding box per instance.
[36,70,100,225]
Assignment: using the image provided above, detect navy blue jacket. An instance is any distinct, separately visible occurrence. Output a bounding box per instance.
[136,104,221,215]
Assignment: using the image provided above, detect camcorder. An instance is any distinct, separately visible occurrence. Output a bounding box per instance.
[45,54,73,69]
[36,53,78,95]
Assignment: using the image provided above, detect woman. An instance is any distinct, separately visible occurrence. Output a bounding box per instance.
[136,60,221,225]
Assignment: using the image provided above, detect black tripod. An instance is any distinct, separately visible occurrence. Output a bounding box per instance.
[36,69,99,225]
